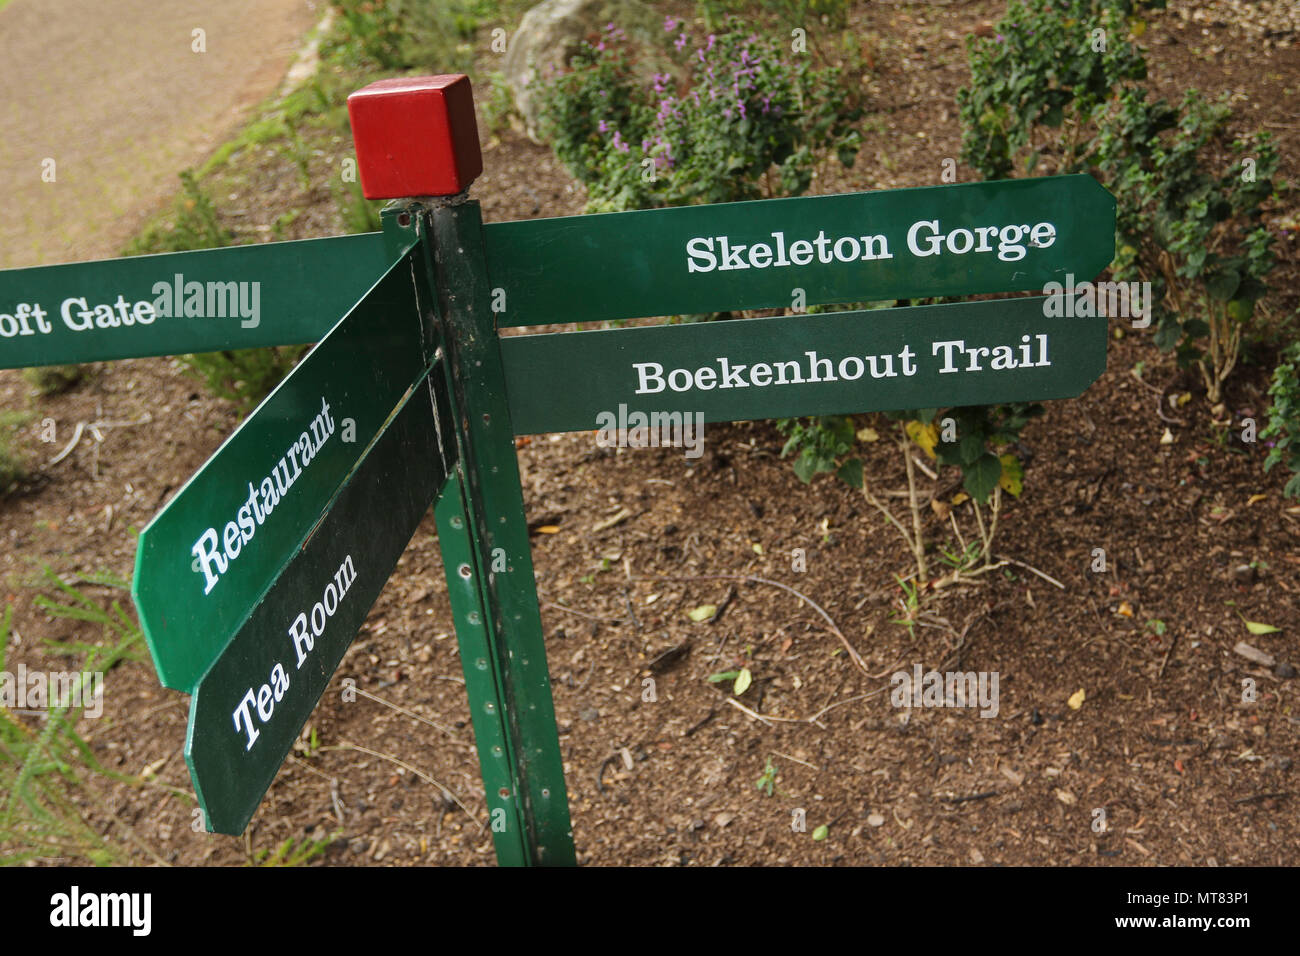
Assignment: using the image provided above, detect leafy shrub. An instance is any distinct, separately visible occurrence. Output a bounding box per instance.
[123,170,232,257]
[23,365,84,396]
[327,0,477,72]
[182,346,309,418]
[533,16,862,213]
[956,0,1154,180]
[0,411,28,494]
[1264,340,1300,498]
[958,0,1280,406]
[1092,90,1278,403]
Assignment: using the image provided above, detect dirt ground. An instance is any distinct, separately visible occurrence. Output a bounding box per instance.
[1,0,1298,867]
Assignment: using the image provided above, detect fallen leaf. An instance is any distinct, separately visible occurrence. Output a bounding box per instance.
[1000,766,1025,786]
[733,667,753,696]
[1055,789,1077,806]
[950,492,970,506]
[687,604,717,623]
[1068,688,1086,710]
[856,427,879,442]
[1244,620,1281,635]
[1117,601,1134,618]
[1160,427,1174,445]
[751,542,764,555]
[536,525,560,534]
[1247,494,1268,505]
[1174,759,1184,774]
[812,825,829,841]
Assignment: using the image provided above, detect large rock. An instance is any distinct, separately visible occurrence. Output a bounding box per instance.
[502,0,663,143]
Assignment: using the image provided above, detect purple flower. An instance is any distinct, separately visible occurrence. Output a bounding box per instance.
[675,33,687,51]
[598,119,609,133]
[706,34,716,51]
[663,15,678,33]
[612,130,629,152]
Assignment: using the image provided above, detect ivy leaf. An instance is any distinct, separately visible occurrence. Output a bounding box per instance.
[836,458,864,489]
[963,452,1003,503]
[1205,270,1241,301]
[791,450,819,484]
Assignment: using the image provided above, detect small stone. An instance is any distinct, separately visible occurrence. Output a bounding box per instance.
[579,706,599,722]
[1055,789,1077,806]
[1275,662,1297,680]
[1231,564,1255,584]
[866,812,885,827]
[970,848,985,864]
[714,811,735,828]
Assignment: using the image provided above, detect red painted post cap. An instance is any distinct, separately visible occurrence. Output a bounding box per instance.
[347,75,482,199]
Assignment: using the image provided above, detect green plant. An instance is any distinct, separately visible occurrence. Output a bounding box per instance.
[327,0,476,72]
[889,574,921,638]
[181,346,310,417]
[481,70,517,135]
[1263,340,1300,497]
[23,365,84,396]
[533,17,862,214]
[1093,89,1279,404]
[755,756,779,796]
[0,569,165,866]
[957,0,1155,180]
[333,176,384,234]
[250,831,339,866]
[0,411,27,494]
[123,170,232,256]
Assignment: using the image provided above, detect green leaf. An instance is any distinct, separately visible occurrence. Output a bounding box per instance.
[734,668,753,695]
[812,825,829,841]
[688,604,717,623]
[792,450,819,484]
[707,670,741,683]
[1244,621,1281,635]
[963,452,1003,503]
[1205,270,1241,301]
[836,458,864,489]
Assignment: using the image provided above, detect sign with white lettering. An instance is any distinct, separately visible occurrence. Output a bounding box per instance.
[133,248,435,693]
[0,233,391,369]
[484,174,1115,326]
[187,367,454,834]
[501,296,1106,435]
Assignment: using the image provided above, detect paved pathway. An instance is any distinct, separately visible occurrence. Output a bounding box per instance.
[0,0,321,268]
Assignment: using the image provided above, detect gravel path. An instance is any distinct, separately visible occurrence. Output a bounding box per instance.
[0,0,322,269]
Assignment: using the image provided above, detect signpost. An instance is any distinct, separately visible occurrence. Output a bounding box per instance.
[1,73,1117,866]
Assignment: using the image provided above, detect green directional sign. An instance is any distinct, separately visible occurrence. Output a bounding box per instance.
[0,232,390,369]
[133,246,434,693]
[485,175,1115,326]
[188,365,454,835]
[501,296,1107,435]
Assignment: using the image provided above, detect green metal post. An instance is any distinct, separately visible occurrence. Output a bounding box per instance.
[409,199,576,866]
